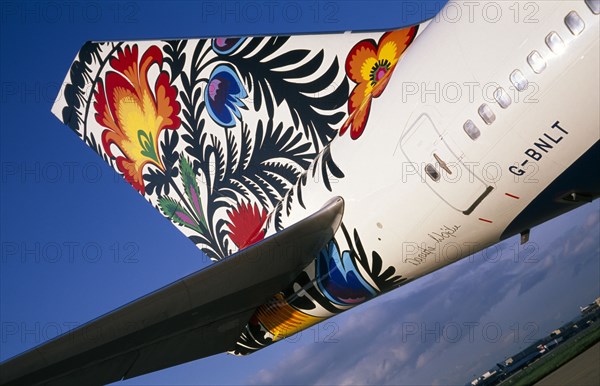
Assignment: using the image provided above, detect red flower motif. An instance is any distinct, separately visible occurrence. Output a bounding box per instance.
[340,27,418,140]
[226,202,268,249]
[94,44,181,194]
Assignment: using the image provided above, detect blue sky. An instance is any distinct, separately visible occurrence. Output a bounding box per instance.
[1,1,599,385]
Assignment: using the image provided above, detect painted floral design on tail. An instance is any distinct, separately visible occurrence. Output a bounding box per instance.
[94,44,181,194]
[54,28,421,358]
[340,26,418,139]
[205,64,248,128]
[226,202,267,250]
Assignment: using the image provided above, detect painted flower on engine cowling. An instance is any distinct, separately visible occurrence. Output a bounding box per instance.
[340,27,418,140]
[226,202,267,250]
[94,44,181,194]
[205,64,248,128]
[212,37,246,54]
[316,240,377,305]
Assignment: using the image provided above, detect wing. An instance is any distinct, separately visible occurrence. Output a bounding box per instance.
[0,197,343,386]
[49,27,422,261]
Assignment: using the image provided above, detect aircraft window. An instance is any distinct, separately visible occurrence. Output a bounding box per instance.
[425,163,440,182]
[545,32,566,54]
[463,119,481,140]
[510,70,528,92]
[494,88,512,109]
[565,11,585,35]
[585,0,599,15]
[527,51,547,74]
[478,104,496,125]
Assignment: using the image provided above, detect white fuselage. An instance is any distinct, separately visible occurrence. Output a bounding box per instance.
[264,0,599,318]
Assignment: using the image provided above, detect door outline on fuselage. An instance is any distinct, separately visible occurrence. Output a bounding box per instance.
[397,113,493,215]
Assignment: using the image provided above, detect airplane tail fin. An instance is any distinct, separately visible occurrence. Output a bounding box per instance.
[51,24,425,261]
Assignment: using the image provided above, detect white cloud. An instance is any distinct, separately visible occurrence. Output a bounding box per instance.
[247,202,600,385]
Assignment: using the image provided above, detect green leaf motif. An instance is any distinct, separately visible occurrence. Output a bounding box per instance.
[138,130,159,163]
[158,196,202,233]
[180,155,208,231]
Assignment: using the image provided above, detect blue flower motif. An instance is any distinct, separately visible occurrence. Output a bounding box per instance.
[212,37,246,55]
[316,240,377,305]
[205,64,247,128]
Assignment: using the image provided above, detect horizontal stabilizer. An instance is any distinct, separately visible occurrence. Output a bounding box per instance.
[0,197,344,386]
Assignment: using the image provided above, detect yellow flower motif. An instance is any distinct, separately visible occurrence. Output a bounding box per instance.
[94,44,181,194]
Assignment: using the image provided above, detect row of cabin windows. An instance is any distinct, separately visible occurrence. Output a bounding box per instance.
[425,5,596,183]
